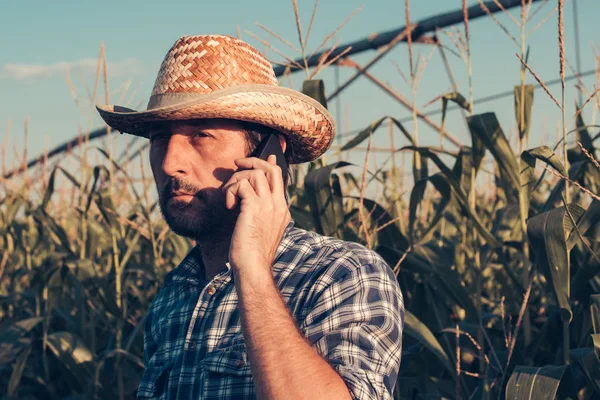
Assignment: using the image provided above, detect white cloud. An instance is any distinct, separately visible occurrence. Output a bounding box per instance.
[0,57,141,80]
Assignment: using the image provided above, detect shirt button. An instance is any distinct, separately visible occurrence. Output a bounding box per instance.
[189,340,196,349]
[235,360,245,367]
[206,286,216,296]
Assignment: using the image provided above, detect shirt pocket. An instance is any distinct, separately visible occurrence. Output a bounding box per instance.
[200,343,251,376]
[137,359,174,398]
[200,344,254,398]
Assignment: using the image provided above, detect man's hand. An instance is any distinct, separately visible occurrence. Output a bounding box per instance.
[222,154,352,400]
[223,154,291,279]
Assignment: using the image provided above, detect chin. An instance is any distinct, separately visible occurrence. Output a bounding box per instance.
[160,199,234,241]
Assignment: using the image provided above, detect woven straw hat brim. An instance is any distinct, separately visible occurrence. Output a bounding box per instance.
[96,84,335,164]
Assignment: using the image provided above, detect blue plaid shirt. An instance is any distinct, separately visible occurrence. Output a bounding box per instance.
[138,221,404,399]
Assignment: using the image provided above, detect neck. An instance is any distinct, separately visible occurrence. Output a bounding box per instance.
[196,236,231,281]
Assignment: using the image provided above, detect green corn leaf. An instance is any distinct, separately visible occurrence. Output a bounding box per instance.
[452,147,478,194]
[86,217,106,260]
[412,150,429,186]
[40,165,57,211]
[341,116,415,152]
[7,344,31,398]
[521,146,569,214]
[404,310,454,375]
[94,189,120,230]
[442,92,472,112]
[86,165,108,214]
[467,113,520,202]
[304,162,352,237]
[340,117,387,152]
[339,116,427,189]
[591,294,600,334]
[566,199,600,250]
[0,317,43,366]
[506,365,575,399]
[527,204,587,322]
[541,159,597,212]
[521,146,569,215]
[93,147,142,203]
[571,261,600,303]
[522,145,568,177]
[58,166,83,189]
[593,334,600,361]
[491,205,522,245]
[46,331,96,389]
[400,146,501,248]
[429,91,472,124]
[32,208,72,254]
[289,205,315,231]
[409,174,451,245]
[301,79,328,109]
[575,105,595,151]
[408,177,426,245]
[349,197,409,251]
[514,84,534,141]
[377,244,478,318]
[4,196,24,227]
[570,347,600,395]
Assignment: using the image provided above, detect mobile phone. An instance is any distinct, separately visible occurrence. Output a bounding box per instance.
[251,134,288,179]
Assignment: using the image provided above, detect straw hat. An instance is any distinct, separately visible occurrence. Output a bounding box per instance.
[96,35,335,163]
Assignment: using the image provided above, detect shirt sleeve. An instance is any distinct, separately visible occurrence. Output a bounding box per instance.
[299,251,405,400]
[143,304,159,365]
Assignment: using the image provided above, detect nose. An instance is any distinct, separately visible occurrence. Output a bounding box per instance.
[162,134,191,178]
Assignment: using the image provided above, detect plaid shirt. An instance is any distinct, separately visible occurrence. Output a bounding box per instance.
[138,221,404,399]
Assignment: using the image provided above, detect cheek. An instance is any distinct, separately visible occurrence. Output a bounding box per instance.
[212,165,236,183]
[198,145,248,184]
[195,153,237,184]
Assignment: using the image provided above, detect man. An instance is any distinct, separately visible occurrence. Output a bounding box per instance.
[96,35,404,400]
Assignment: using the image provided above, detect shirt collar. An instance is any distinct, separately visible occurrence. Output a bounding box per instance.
[274,219,296,262]
[166,219,296,283]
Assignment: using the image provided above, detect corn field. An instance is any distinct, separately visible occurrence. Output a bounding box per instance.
[2,0,600,399]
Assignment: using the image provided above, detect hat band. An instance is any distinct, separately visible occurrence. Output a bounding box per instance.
[147,92,210,110]
[146,84,284,110]
[145,84,331,115]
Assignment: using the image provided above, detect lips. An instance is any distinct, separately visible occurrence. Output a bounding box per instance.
[167,192,198,203]
[162,179,202,203]
[171,191,195,197]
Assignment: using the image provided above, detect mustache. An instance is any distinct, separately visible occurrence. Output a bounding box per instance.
[161,178,203,199]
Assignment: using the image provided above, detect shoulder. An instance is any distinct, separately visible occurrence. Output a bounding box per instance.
[278,227,399,292]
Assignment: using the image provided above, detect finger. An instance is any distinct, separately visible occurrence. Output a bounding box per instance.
[223,169,266,189]
[265,155,286,199]
[225,179,258,209]
[235,157,283,196]
[223,169,270,198]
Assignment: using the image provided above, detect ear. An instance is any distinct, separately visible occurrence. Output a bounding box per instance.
[278,134,287,154]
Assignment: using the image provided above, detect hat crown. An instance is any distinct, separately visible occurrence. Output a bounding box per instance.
[150,35,278,98]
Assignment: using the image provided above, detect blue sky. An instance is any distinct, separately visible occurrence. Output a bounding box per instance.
[1,0,599,175]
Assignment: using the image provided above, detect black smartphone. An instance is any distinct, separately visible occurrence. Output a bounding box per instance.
[251,134,288,179]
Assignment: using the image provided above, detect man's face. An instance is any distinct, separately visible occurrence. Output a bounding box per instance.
[148,119,250,241]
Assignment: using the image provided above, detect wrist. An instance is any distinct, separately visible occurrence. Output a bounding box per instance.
[231,260,274,292]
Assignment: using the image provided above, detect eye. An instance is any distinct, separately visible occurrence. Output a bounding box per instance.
[191,131,210,139]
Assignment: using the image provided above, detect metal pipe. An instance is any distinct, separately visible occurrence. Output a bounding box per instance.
[341,59,462,148]
[273,0,543,77]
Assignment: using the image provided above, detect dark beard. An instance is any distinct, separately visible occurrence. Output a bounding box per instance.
[157,178,237,241]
